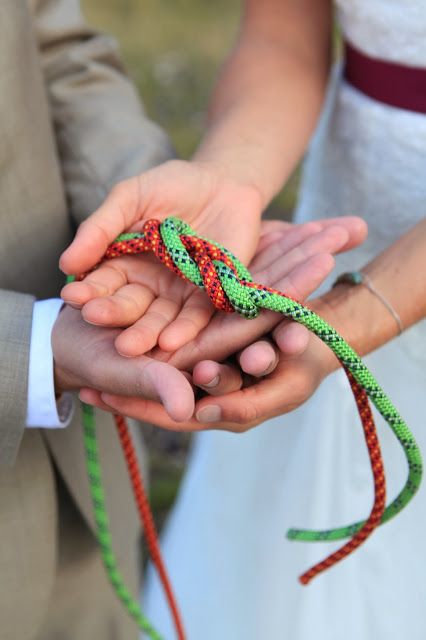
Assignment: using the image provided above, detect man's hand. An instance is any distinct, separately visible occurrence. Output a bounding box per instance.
[60,160,263,354]
[52,306,195,423]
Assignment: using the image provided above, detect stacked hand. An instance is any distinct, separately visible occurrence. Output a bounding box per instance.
[54,163,367,431]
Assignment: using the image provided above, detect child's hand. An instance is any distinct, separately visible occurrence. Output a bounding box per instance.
[60,159,263,354]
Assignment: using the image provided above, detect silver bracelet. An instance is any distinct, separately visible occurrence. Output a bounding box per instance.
[333,271,403,335]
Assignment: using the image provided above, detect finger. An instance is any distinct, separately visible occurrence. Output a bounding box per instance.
[97,393,204,432]
[103,359,194,422]
[61,263,127,307]
[251,216,367,277]
[73,331,195,420]
[256,231,287,254]
[159,289,215,352]
[270,251,335,301]
[250,221,323,273]
[114,296,181,356]
[253,225,349,285]
[81,283,155,327]
[326,215,367,251]
[257,215,367,254]
[193,363,300,430]
[59,177,144,275]
[290,216,367,252]
[192,360,243,396]
[272,321,310,356]
[237,340,279,377]
[257,220,293,253]
[80,374,194,413]
[83,386,262,434]
[101,357,193,421]
[193,386,265,430]
[79,388,117,412]
[259,219,292,236]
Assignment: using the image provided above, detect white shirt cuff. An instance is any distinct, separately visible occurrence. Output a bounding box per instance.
[26,299,74,429]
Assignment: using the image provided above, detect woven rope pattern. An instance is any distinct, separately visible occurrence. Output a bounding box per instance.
[114,415,185,637]
[81,404,163,639]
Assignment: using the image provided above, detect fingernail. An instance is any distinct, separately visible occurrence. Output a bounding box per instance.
[203,375,220,389]
[196,405,222,424]
[63,301,82,309]
[101,393,115,405]
[115,348,133,358]
[78,391,91,403]
[258,357,278,377]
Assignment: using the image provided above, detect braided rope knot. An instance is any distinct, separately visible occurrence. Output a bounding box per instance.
[106,216,261,318]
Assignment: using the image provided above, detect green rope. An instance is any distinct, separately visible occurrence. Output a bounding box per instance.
[66,277,163,638]
[112,217,423,543]
[81,403,163,638]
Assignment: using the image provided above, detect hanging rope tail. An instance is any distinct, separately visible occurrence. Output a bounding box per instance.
[114,415,186,638]
[70,216,422,635]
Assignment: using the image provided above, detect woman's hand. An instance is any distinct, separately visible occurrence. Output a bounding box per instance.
[60,159,263,353]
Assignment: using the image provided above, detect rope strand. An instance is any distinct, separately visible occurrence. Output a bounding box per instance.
[299,371,386,584]
[114,415,186,639]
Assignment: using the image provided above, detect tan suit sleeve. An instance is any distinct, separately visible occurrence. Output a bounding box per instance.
[0,290,35,466]
[31,0,174,224]
[0,1,173,465]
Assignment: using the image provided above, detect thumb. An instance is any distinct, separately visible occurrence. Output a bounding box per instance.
[60,176,143,275]
[272,321,310,356]
[93,352,195,423]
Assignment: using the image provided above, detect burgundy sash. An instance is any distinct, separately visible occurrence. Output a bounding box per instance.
[344,41,426,114]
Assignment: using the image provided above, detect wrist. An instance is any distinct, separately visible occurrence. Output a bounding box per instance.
[191,154,267,212]
[52,306,82,393]
[53,363,79,394]
[309,278,396,365]
[308,329,342,379]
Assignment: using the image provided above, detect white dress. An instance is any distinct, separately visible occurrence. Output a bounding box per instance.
[144,2,426,638]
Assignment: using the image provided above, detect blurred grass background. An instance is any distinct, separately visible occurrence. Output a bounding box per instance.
[82,0,299,530]
[82,0,299,216]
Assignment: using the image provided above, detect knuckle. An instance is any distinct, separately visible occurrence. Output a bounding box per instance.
[89,219,112,246]
[110,180,129,200]
[231,397,259,425]
[288,370,311,404]
[220,372,242,393]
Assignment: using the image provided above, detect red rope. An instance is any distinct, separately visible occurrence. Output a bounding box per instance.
[106,222,388,589]
[299,371,386,584]
[114,415,186,640]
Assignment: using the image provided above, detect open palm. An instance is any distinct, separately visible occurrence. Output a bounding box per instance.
[61,159,263,353]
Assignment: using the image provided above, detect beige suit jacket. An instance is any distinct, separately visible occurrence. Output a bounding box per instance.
[0,1,173,637]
